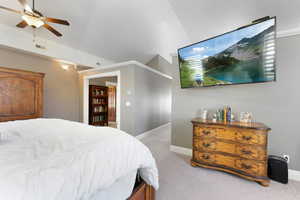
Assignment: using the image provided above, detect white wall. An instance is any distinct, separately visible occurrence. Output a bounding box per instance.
[0,24,115,68]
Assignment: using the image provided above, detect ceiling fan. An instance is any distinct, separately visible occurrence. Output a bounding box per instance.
[0,0,70,37]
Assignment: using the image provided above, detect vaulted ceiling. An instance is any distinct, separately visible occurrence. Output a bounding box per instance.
[168,0,300,43]
[0,0,299,64]
[0,0,189,63]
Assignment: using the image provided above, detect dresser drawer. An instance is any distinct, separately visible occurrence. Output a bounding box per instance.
[191,119,270,186]
[235,145,266,160]
[194,126,267,146]
[235,130,266,145]
[194,138,267,160]
[194,126,226,138]
[235,159,267,177]
[194,151,217,163]
[193,151,267,177]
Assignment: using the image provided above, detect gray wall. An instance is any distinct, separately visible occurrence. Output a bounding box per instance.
[134,66,172,135]
[147,55,174,77]
[170,35,300,171]
[0,47,172,137]
[0,47,80,121]
[79,63,172,136]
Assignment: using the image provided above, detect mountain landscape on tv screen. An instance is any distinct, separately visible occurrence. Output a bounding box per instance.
[179,22,276,88]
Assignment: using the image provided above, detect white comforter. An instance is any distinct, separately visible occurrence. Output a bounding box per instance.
[0,119,158,200]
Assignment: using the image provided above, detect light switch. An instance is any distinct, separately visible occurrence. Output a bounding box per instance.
[126,101,131,107]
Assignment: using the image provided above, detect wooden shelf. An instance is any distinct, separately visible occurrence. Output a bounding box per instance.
[92,95,108,98]
[93,112,108,115]
[89,85,109,127]
[91,121,108,126]
[91,121,108,124]
[92,103,107,106]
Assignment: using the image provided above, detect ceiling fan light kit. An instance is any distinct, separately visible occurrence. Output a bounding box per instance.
[22,15,44,28]
[0,0,70,37]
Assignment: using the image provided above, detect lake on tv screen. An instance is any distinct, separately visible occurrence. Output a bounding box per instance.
[179,18,276,88]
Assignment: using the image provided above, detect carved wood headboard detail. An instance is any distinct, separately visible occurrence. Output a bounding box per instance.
[0,66,45,122]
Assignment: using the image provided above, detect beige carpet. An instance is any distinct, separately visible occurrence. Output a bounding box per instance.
[141,124,300,200]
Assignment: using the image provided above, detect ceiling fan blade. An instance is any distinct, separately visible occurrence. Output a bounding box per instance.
[44,17,70,26]
[18,0,33,12]
[0,6,22,14]
[43,24,62,37]
[16,20,28,28]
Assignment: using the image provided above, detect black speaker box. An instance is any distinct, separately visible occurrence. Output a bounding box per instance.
[268,155,288,184]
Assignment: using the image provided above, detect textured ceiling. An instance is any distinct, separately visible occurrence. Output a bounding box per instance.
[0,0,299,64]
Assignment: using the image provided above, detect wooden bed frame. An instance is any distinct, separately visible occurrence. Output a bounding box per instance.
[0,66,155,200]
[128,178,155,200]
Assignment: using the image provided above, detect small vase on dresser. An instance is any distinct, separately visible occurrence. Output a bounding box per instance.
[191,118,271,186]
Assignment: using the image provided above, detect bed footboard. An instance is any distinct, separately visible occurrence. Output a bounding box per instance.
[128,180,155,200]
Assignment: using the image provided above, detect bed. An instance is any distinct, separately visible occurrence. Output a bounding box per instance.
[0,67,158,200]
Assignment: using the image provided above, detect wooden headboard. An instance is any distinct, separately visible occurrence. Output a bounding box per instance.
[0,67,45,122]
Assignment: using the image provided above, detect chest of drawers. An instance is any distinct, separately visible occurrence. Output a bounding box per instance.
[191,118,271,186]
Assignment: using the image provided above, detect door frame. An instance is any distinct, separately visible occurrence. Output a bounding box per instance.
[83,71,121,129]
[106,81,117,122]
[105,81,117,87]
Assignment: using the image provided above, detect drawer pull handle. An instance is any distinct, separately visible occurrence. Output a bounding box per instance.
[241,149,252,155]
[242,136,252,141]
[202,143,211,148]
[202,154,210,160]
[241,163,252,170]
[202,130,211,135]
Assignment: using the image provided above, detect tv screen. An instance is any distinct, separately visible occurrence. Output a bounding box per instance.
[178,17,276,88]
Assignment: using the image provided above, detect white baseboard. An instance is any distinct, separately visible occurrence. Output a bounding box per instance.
[170,145,300,182]
[170,145,192,156]
[289,169,300,182]
[136,122,171,140]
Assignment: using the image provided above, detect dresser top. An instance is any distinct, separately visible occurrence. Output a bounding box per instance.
[191,118,271,131]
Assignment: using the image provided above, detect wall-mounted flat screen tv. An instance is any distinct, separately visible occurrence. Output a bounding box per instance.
[178,17,276,88]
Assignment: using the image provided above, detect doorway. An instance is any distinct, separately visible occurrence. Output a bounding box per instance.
[83,71,121,129]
